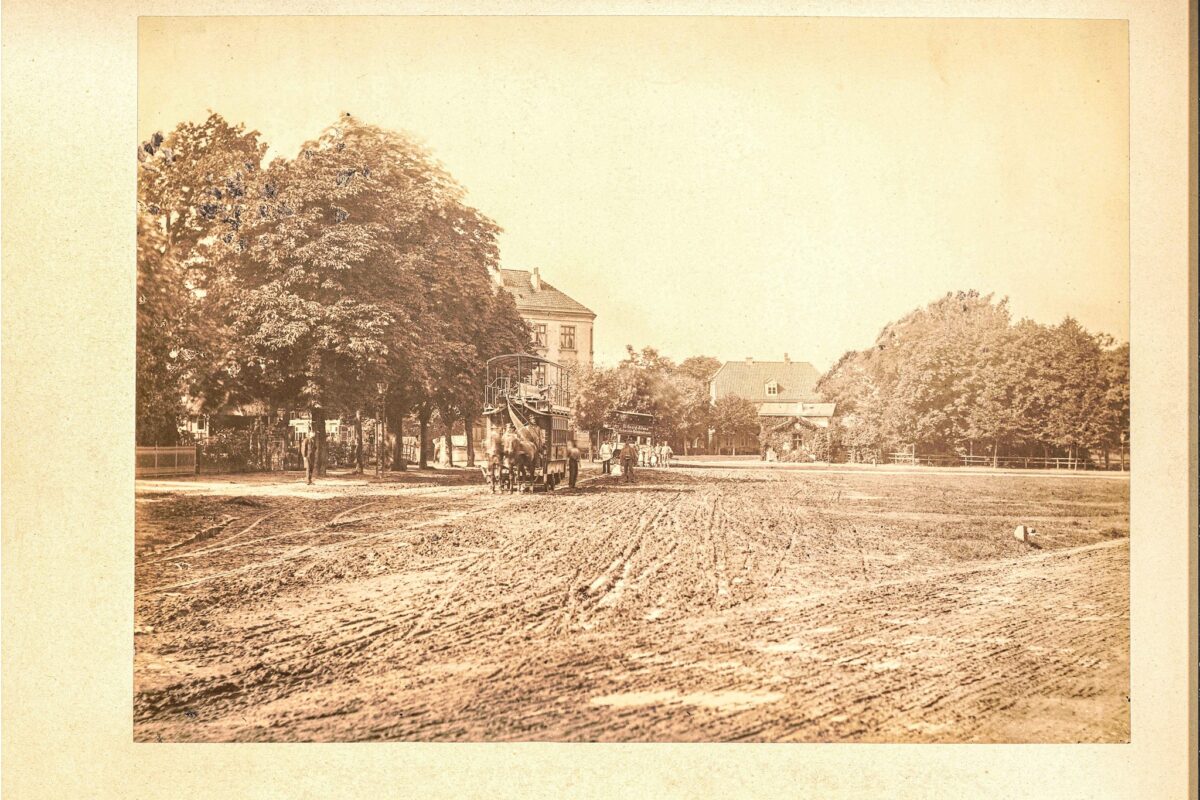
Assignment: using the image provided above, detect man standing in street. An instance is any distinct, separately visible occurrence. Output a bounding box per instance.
[599,439,613,475]
[566,434,582,489]
[621,437,638,483]
[302,432,319,485]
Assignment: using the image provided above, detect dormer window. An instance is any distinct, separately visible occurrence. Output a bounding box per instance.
[765,380,779,397]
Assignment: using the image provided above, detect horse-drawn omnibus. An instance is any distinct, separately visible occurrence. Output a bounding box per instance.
[482,353,573,492]
[600,410,656,450]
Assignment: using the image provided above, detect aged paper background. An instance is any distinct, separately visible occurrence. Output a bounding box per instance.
[2,1,1193,798]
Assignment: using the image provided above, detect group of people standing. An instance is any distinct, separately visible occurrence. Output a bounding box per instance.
[299,429,666,490]
[597,439,673,482]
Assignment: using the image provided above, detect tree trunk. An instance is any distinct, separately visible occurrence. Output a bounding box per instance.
[445,416,455,468]
[418,411,431,469]
[353,411,364,474]
[266,407,276,471]
[465,416,475,468]
[311,405,328,476]
[387,409,405,470]
[399,417,407,470]
[992,439,998,469]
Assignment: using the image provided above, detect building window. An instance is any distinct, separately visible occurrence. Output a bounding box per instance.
[560,326,576,350]
[533,323,547,347]
[765,381,778,396]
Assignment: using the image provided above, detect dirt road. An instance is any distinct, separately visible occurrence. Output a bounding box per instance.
[134,464,1129,742]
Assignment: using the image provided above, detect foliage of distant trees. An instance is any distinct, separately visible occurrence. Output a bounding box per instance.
[710,396,761,456]
[571,347,721,453]
[137,113,530,468]
[817,291,1130,466]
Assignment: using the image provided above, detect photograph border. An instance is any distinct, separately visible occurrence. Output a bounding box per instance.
[2,1,1195,798]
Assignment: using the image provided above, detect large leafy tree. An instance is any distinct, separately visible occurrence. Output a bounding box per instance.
[711,395,760,456]
[138,112,529,476]
[874,292,1011,452]
[817,291,1128,466]
[136,114,268,444]
[571,350,719,452]
[961,319,1053,463]
[677,355,722,384]
[1040,318,1112,462]
[203,119,407,470]
[816,348,885,455]
[571,365,621,444]
[666,354,721,453]
[616,347,683,441]
[1100,341,1130,468]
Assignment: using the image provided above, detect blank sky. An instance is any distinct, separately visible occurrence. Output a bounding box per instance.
[139,16,1128,370]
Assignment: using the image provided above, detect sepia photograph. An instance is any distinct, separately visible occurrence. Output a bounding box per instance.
[131,15,1134,744]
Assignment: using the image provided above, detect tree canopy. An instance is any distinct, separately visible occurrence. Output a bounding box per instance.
[569,346,719,450]
[136,113,529,452]
[817,291,1129,462]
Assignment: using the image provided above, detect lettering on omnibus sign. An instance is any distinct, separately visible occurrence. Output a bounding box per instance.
[604,410,654,436]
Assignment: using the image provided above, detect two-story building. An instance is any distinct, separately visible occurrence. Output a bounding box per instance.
[478,267,597,455]
[708,355,835,454]
[496,268,595,369]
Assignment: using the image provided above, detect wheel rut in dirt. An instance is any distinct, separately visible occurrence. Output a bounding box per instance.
[134,465,1128,742]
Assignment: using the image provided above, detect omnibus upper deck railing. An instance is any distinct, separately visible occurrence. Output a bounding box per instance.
[484,354,571,411]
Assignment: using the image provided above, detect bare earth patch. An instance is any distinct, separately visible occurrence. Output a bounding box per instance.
[134,463,1128,742]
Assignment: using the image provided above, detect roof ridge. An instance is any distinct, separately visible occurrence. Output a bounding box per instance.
[499,268,596,317]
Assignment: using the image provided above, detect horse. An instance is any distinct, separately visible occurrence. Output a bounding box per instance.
[500,422,544,493]
[483,428,505,492]
[499,430,530,492]
[515,421,547,489]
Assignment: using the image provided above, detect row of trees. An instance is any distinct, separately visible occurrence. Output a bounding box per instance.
[569,347,780,455]
[816,291,1130,466]
[570,347,727,452]
[137,113,531,469]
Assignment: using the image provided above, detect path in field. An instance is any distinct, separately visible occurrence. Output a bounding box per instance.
[134,466,1129,742]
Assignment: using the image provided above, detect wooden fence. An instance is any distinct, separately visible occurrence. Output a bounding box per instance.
[887,451,1127,470]
[135,446,198,478]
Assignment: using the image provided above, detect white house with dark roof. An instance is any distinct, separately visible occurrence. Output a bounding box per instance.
[708,355,836,454]
[496,267,596,368]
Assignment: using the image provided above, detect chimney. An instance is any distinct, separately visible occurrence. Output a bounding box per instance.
[531,268,542,291]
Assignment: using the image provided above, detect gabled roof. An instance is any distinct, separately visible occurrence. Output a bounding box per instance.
[711,359,822,402]
[500,269,595,317]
